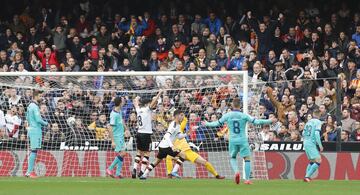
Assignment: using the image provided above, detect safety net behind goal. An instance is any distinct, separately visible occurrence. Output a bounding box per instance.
[0,72,268,179]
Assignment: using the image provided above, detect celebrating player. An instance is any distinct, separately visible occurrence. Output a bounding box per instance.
[132,90,163,178]
[25,90,48,178]
[139,110,187,180]
[106,97,127,179]
[303,109,323,182]
[166,116,225,179]
[203,98,274,184]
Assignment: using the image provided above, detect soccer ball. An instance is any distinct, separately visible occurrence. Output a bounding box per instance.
[66,117,76,126]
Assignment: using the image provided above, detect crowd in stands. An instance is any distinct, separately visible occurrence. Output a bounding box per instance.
[0,0,360,147]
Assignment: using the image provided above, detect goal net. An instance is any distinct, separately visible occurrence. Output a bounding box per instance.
[0,71,268,179]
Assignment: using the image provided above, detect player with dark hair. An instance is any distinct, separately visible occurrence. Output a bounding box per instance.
[132,90,163,178]
[106,97,127,178]
[25,90,48,178]
[139,110,187,180]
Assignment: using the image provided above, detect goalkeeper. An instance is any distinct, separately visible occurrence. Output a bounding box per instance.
[166,116,225,179]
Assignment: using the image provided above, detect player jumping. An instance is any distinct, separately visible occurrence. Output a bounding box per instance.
[106,97,127,179]
[25,90,48,178]
[166,116,225,179]
[132,90,163,178]
[203,98,275,184]
[303,109,323,182]
[140,110,187,180]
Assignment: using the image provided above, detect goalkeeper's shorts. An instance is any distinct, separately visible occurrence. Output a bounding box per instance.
[185,150,200,163]
[28,133,42,150]
[229,142,251,158]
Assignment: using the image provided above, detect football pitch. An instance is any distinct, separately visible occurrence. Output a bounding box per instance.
[0,178,359,195]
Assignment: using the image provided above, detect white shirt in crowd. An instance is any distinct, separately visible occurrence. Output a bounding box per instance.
[5,113,22,138]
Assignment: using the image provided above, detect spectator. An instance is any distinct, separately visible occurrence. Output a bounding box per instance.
[118,15,147,44]
[266,87,295,123]
[350,122,360,141]
[321,115,337,141]
[204,12,222,36]
[341,130,350,142]
[352,25,360,47]
[341,108,356,132]
[8,88,21,107]
[44,123,65,142]
[228,49,244,71]
[88,113,109,140]
[5,106,21,139]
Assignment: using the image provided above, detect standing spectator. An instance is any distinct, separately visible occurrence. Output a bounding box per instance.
[342,108,356,132]
[37,47,59,71]
[142,12,156,37]
[352,25,360,48]
[118,15,147,44]
[266,87,296,124]
[191,14,206,36]
[5,106,21,139]
[204,12,222,36]
[8,88,21,107]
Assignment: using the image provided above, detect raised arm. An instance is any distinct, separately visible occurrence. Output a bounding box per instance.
[149,90,163,109]
[180,117,188,133]
[266,87,281,108]
[248,117,273,125]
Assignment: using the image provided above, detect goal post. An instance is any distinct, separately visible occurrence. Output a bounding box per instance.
[0,71,268,179]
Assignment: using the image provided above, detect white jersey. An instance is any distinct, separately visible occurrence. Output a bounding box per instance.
[158,121,183,148]
[135,106,153,134]
[5,114,22,138]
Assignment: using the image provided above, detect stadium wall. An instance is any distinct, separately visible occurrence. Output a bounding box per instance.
[0,151,359,180]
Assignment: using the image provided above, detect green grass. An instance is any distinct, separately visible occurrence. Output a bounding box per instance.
[0,178,359,195]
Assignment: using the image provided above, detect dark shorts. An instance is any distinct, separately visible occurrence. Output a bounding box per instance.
[136,133,152,152]
[157,147,180,159]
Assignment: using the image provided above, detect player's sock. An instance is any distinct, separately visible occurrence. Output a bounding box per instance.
[142,163,156,177]
[141,156,149,173]
[244,160,251,180]
[306,162,320,178]
[305,162,314,177]
[204,162,218,176]
[26,150,37,175]
[165,156,174,175]
[230,157,239,173]
[108,157,120,171]
[115,156,124,176]
[172,157,184,173]
[133,155,141,170]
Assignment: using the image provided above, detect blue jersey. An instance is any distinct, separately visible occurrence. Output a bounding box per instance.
[303,119,322,147]
[26,102,48,135]
[110,109,124,139]
[206,110,272,143]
